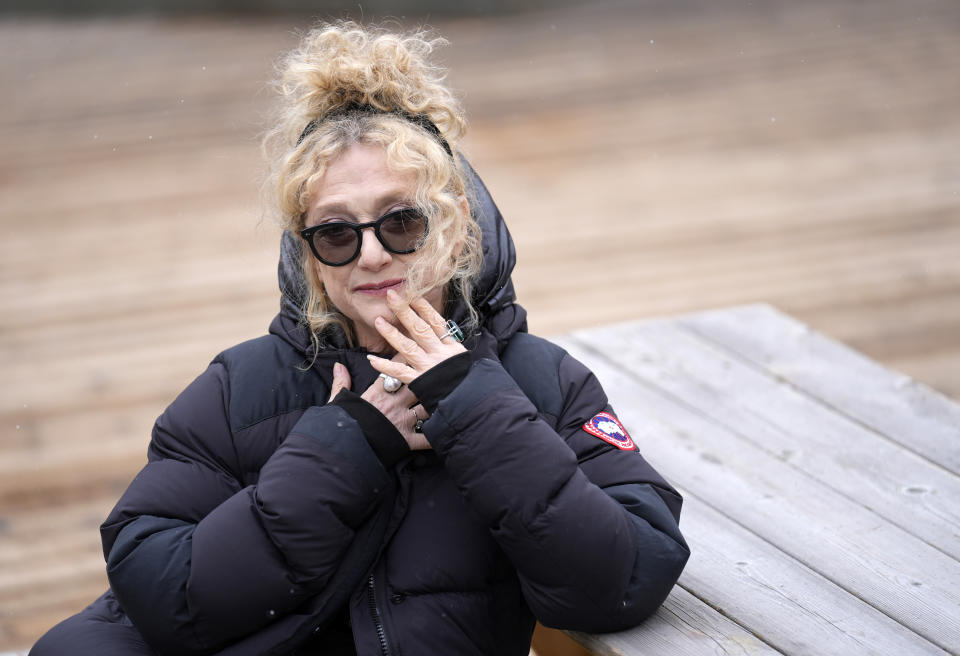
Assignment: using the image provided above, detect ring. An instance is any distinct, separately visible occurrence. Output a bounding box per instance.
[413,408,425,433]
[440,319,465,343]
[379,373,403,393]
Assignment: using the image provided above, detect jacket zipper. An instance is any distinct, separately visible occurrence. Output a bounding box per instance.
[367,574,390,656]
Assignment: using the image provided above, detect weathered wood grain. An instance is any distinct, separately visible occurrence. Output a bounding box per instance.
[569,586,782,656]
[555,328,960,654]
[675,492,946,655]
[680,305,960,475]
[558,317,960,559]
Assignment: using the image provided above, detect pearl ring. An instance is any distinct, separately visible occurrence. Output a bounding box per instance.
[379,373,403,393]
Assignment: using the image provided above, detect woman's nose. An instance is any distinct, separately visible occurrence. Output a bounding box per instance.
[355,227,391,270]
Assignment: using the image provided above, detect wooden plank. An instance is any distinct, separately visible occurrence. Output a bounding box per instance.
[569,586,782,656]
[0,498,112,651]
[0,499,110,581]
[0,251,276,323]
[679,304,960,474]
[0,293,273,364]
[2,400,159,452]
[0,437,145,507]
[557,317,960,560]
[553,330,960,654]
[516,227,960,310]
[673,492,947,655]
[1,350,208,418]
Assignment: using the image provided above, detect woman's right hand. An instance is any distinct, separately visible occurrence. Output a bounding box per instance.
[328,362,431,450]
[327,362,352,402]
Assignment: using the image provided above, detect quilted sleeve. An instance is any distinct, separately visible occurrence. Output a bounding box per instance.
[101,361,404,655]
[422,346,688,632]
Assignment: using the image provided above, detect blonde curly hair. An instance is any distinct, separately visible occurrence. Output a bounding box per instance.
[262,21,483,348]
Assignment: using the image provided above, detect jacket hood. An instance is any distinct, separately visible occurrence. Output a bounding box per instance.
[270,155,525,356]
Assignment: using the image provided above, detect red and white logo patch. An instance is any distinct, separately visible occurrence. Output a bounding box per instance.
[582,412,635,450]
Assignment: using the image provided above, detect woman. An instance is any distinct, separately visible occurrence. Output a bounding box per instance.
[31,22,688,656]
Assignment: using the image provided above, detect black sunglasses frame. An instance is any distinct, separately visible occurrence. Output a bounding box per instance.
[300,208,429,266]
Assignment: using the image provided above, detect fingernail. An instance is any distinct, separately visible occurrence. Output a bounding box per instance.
[333,362,343,377]
[387,289,398,301]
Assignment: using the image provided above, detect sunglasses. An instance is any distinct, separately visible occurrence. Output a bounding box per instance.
[300,208,429,266]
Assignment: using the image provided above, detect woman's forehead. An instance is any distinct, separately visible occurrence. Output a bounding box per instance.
[306,143,416,221]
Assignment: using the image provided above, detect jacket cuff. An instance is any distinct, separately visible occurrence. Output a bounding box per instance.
[332,390,410,468]
[408,351,472,414]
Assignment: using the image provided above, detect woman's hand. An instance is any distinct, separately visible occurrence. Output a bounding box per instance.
[327,362,351,403]
[327,360,432,451]
[366,289,467,383]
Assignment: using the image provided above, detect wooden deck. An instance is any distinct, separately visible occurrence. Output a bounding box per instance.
[1,0,959,652]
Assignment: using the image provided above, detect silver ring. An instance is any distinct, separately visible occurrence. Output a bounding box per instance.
[440,319,465,343]
[379,373,403,393]
[413,408,425,433]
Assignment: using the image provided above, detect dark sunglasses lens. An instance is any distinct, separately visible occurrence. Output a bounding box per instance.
[379,209,428,253]
[311,224,359,264]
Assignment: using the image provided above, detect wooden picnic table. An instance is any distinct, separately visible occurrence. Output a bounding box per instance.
[549,304,960,656]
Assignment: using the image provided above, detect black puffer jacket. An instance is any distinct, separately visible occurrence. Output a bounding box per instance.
[31,164,689,656]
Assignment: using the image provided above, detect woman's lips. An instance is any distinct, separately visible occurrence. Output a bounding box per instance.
[354,279,405,296]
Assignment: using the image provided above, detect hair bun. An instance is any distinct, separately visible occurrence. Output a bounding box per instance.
[278,21,465,146]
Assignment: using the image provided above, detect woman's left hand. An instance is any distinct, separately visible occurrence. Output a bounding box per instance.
[367,289,466,384]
